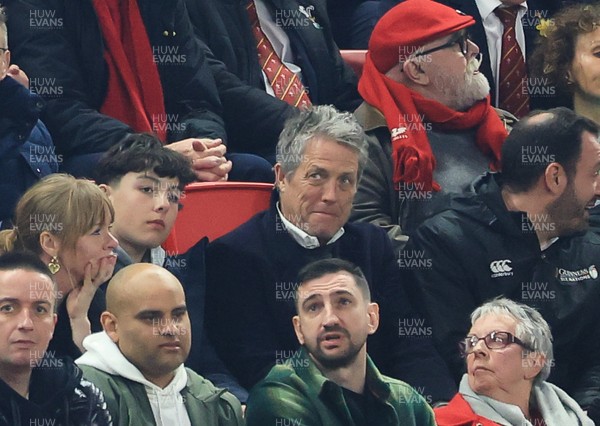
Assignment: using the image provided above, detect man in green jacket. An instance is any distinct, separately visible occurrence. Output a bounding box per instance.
[245,258,436,425]
[76,263,244,426]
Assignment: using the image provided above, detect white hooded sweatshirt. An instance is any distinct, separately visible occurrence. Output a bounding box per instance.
[76,331,191,426]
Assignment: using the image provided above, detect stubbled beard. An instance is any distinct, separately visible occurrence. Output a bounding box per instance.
[545,182,590,236]
[304,326,364,370]
[308,341,364,370]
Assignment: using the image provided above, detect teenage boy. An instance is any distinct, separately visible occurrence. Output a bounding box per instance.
[94,133,248,401]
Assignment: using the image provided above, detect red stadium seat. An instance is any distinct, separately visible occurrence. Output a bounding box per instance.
[162,181,273,254]
[341,50,367,78]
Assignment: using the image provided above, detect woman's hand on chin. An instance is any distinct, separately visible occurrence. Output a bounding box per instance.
[67,255,117,352]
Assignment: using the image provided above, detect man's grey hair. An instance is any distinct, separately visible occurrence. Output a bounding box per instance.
[0,6,7,43]
[471,297,554,384]
[276,105,368,180]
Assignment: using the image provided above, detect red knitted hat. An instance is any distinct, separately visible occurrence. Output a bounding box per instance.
[369,0,476,73]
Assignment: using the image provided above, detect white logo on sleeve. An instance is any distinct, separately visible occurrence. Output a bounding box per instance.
[558,265,598,283]
[490,259,513,278]
[391,127,408,140]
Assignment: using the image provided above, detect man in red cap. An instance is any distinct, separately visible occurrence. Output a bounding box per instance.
[351,0,513,253]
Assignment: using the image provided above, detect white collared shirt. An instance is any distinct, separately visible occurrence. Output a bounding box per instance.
[476,0,528,106]
[276,202,344,249]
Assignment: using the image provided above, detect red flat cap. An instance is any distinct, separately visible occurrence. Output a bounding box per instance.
[369,0,475,72]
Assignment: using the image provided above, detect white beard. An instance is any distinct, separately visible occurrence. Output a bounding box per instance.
[432,55,491,111]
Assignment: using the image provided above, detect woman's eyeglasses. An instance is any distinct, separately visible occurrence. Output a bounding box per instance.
[459,331,532,357]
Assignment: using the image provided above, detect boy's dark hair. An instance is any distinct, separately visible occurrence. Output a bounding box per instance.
[95,133,196,190]
[501,107,599,193]
[295,258,371,312]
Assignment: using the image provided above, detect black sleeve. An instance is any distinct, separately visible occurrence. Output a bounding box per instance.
[400,221,476,384]
[204,48,297,158]
[155,0,227,143]
[366,227,456,403]
[570,324,600,424]
[184,0,302,157]
[168,238,249,403]
[205,238,284,388]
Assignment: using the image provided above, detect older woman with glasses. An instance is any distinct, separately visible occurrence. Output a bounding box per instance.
[435,298,593,426]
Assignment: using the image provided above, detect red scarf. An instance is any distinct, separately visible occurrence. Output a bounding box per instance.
[93,0,167,142]
[358,53,507,191]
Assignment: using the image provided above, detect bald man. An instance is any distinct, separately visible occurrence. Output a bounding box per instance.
[76,264,244,426]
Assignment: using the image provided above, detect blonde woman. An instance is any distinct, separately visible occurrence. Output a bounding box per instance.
[0,174,117,359]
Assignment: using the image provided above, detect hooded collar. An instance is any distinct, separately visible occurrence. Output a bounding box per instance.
[76,331,191,426]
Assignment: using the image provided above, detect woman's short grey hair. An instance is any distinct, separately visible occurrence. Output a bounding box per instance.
[276,105,368,180]
[471,297,554,384]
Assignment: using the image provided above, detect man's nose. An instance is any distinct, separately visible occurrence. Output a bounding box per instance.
[321,179,338,202]
[322,304,340,327]
[467,39,480,57]
[18,309,34,330]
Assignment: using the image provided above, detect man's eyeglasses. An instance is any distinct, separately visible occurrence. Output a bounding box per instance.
[413,31,470,59]
[0,47,8,53]
[459,331,532,356]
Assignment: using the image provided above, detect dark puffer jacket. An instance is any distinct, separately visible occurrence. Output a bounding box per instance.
[0,354,111,425]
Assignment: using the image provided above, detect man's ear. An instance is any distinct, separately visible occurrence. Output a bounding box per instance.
[402,60,430,86]
[49,313,58,340]
[292,315,305,345]
[274,163,287,193]
[366,303,380,335]
[543,163,567,195]
[101,312,119,343]
[39,231,61,259]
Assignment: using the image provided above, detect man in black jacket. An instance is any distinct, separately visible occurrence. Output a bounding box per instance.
[185,0,360,115]
[0,251,111,425]
[401,107,600,421]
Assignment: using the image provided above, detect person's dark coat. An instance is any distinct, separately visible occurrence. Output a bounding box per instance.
[0,75,57,226]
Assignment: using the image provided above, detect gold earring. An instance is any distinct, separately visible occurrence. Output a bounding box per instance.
[48,256,60,275]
